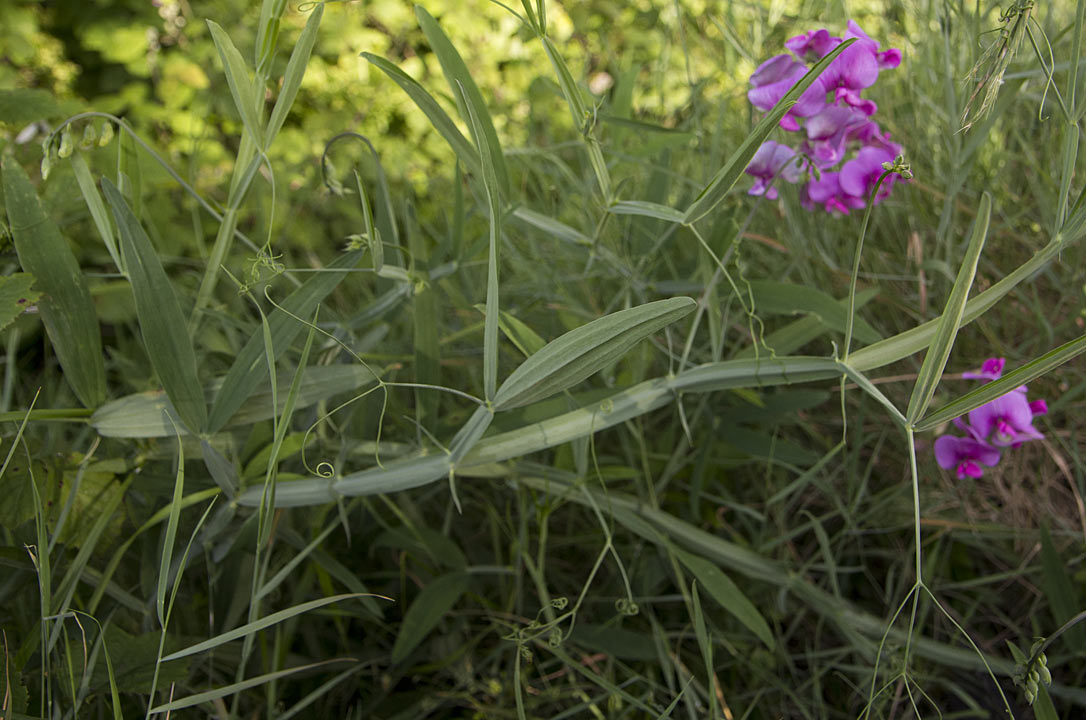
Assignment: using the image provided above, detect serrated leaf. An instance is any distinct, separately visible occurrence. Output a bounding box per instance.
[493,297,695,410]
[3,158,106,407]
[0,273,40,332]
[103,178,206,433]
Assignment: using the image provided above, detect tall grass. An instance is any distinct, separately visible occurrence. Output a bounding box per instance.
[1,0,1085,717]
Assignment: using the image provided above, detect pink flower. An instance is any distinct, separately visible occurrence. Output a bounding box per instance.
[747,55,828,130]
[745,140,802,199]
[934,435,1001,478]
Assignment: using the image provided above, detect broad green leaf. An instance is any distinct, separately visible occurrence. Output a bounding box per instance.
[0,88,79,125]
[103,178,206,433]
[493,297,695,410]
[361,52,481,178]
[206,250,364,432]
[608,200,685,223]
[94,364,379,438]
[391,571,471,664]
[3,158,105,407]
[734,288,879,359]
[149,661,350,714]
[914,334,1086,431]
[264,2,323,147]
[416,5,508,190]
[207,20,264,147]
[748,281,880,344]
[0,273,40,332]
[448,405,494,465]
[906,192,991,424]
[670,356,840,393]
[682,39,855,223]
[676,548,774,649]
[160,594,377,662]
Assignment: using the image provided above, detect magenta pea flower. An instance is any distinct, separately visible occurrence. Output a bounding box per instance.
[967,389,1046,447]
[844,20,902,71]
[785,29,842,63]
[748,54,828,130]
[801,171,862,215]
[745,140,802,199]
[934,435,1001,479]
[962,357,1006,382]
[805,105,870,167]
[839,144,902,203]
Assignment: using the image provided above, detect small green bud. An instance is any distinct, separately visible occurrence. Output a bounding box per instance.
[1039,665,1052,686]
[1024,688,1035,705]
[80,124,97,150]
[98,121,115,147]
[57,129,73,158]
[41,153,53,180]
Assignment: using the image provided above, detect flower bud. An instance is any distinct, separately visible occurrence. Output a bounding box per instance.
[41,153,53,180]
[57,129,73,158]
[98,121,115,147]
[80,124,97,150]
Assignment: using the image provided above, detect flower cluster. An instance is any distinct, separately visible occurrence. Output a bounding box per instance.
[744,21,906,213]
[934,358,1049,479]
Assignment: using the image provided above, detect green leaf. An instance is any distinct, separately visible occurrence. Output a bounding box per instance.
[206,250,364,432]
[914,334,1086,431]
[906,192,991,424]
[93,364,379,438]
[70,151,122,271]
[207,20,264,147]
[674,548,774,648]
[473,304,546,357]
[681,39,856,224]
[733,288,880,359]
[391,571,471,664]
[157,437,185,626]
[1040,524,1085,648]
[493,297,695,410]
[103,178,206,433]
[748,281,880,344]
[3,158,106,407]
[512,207,592,247]
[416,5,508,190]
[149,661,350,714]
[161,594,377,662]
[608,200,685,223]
[455,79,503,400]
[361,52,481,178]
[264,3,323,147]
[0,273,40,332]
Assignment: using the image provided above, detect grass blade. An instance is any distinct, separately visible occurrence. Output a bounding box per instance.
[3,158,106,408]
[914,334,1086,431]
[681,39,855,224]
[493,297,695,410]
[906,192,991,425]
[103,178,206,433]
[148,660,353,714]
[160,594,379,662]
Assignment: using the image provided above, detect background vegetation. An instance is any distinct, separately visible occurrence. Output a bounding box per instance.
[1,0,1085,717]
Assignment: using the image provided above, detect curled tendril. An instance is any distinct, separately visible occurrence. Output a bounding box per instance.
[615,598,639,616]
[547,628,563,648]
[314,461,335,478]
[550,597,568,610]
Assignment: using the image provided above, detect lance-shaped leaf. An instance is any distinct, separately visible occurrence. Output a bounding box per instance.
[675,548,774,650]
[906,192,991,424]
[264,2,323,148]
[207,20,264,148]
[103,178,206,433]
[361,53,481,178]
[914,334,1086,432]
[3,159,106,407]
[682,39,855,224]
[206,249,363,432]
[492,297,694,410]
[416,5,508,190]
